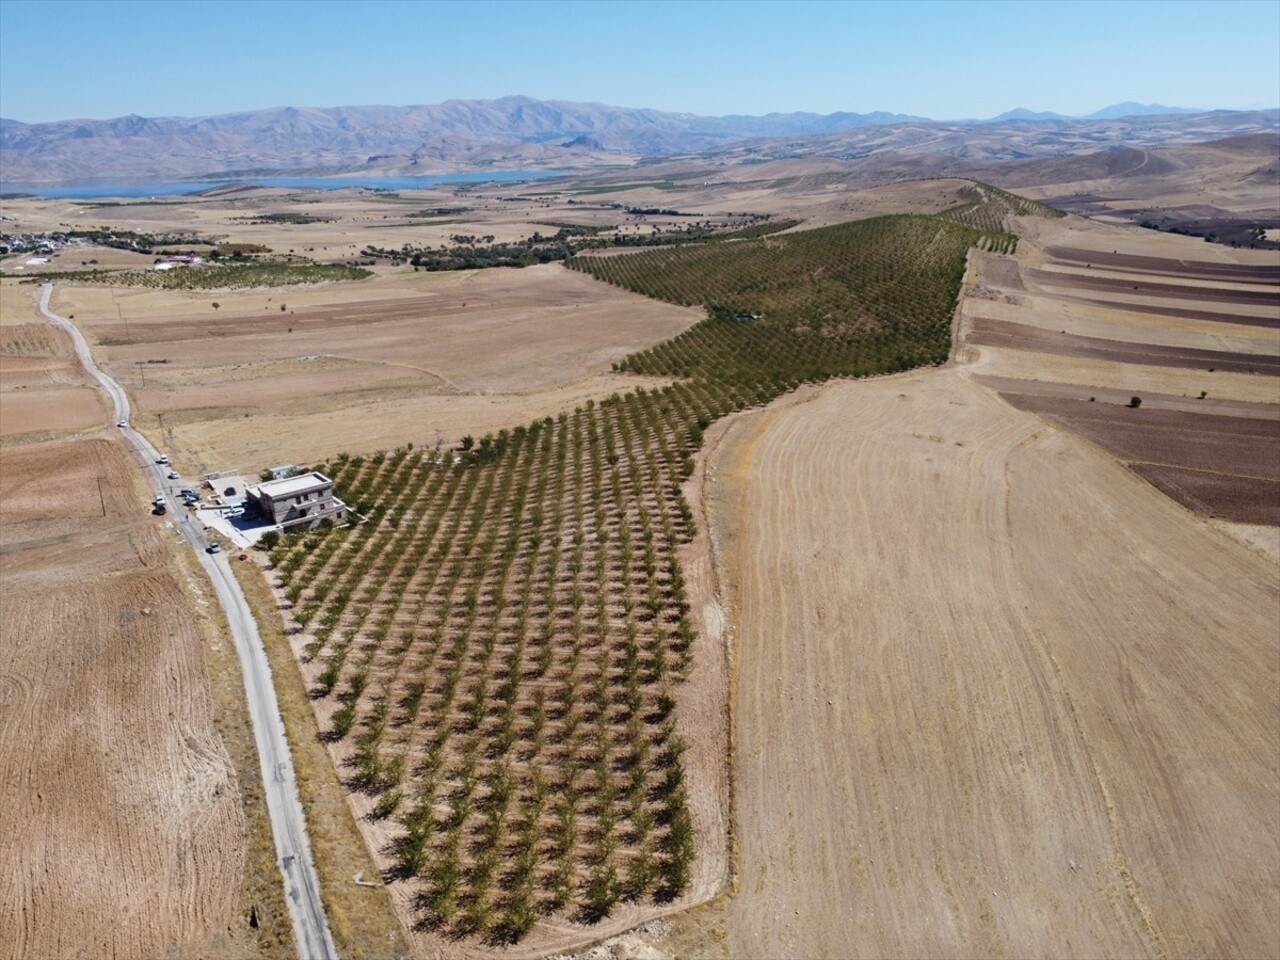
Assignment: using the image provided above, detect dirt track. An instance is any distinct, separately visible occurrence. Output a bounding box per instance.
[708,368,1278,959]
[0,439,251,958]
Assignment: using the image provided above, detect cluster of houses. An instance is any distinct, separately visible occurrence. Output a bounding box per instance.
[153,254,204,271]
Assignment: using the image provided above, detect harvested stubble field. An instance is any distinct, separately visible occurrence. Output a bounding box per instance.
[56,265,699,473]
[705,367,1278,959]
[0,283,109,442]
[0,438,269,958]
[268,213,1012,952]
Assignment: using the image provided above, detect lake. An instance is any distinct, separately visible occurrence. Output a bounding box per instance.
[0,170,568,200]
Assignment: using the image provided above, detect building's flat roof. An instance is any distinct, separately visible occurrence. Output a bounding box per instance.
[255,472,332,499]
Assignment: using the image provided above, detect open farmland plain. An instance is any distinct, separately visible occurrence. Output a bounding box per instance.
[265,212,1013,953]
[0,437,291,958]
[5,161,1275,959]
[0,267,295,955]
[52,264,700,475]
[704,367,1278,958]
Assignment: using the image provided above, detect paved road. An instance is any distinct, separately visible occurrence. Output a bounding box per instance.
[40,285,338,960]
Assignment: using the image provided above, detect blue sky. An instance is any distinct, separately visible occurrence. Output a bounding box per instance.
[1,0,1276,122]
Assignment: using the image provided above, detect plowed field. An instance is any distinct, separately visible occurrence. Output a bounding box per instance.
[708,369,1279,959]
[0,439,251,958]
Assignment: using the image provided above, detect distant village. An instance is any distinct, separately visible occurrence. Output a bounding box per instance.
[0,227,211,270]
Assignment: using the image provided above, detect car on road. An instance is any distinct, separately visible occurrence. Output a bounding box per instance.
[156,455,170,465]
[117,419,127,428]
[167,470,180,480]
[206,542,222,554]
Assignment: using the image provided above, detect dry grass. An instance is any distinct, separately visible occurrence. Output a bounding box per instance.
[0,292,109,441]
[706,367,1278,958]
[231,554,410,959]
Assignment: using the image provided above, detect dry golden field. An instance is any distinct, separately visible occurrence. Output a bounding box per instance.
[704,368,1277,959]
[0,284,109,442]
[51,264,698,475]
[0,275,291,956]
[0,439,265,958]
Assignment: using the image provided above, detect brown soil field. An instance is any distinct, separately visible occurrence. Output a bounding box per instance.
[705,367,1278,959]
[52,264,697,473]
[958,215,1279,531]
[1044,246,1280,284]
[961,344,1279,405]
[972,373,1279,421]
[0,438,261,958]
[968,316,1280,375]
[1049,296,1280,330]
[1001,393,1280,525]
[1131,464,1279,528]
[1027,267,1280,307]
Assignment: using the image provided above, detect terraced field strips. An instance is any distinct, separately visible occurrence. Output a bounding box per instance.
[275,213,1013,943]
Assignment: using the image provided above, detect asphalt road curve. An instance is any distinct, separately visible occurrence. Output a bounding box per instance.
[40,284,338,960]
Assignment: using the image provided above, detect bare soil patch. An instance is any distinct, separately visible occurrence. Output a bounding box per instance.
[1132,464,1280,527]
[709,368,1278,959]
[968,316,1280,375]
[1044,245,1280,284]
[1000,393,1280,524]
[1027,267,1280,306]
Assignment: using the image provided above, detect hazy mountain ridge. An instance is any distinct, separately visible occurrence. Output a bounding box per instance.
[990,102,1200,123]
[0,96,1272,183]
[698,109,1280,170]
[0,96,924,181]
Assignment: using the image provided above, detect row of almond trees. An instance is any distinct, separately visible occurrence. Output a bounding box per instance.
[272,212,1016,942]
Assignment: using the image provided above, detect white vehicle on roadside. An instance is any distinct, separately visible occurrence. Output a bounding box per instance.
[156,455,169,465]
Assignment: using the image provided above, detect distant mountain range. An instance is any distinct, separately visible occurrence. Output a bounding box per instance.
[0,96,1268,183]
[989,102,1200,123]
